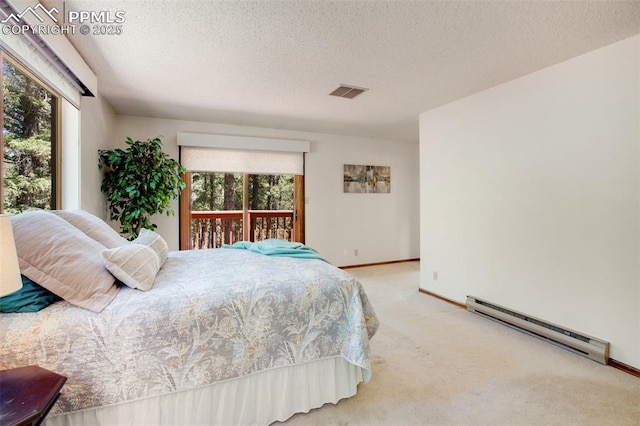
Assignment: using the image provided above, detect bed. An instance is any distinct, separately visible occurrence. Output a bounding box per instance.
[0,210,379,425]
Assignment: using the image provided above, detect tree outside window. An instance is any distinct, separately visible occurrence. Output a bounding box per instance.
[1,56,59,214]
[188,172,295,249]
[191,172,293,212]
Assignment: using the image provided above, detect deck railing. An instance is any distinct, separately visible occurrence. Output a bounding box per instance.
[191,210,294,249]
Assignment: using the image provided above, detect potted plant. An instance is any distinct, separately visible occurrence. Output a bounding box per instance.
[98,137,186,239]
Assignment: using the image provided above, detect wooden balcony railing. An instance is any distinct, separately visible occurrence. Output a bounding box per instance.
[191,210,294,249]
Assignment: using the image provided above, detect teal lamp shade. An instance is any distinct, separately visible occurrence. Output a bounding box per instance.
[0,214,22,297]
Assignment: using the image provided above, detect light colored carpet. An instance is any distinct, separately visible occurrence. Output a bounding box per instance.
[281,261,640,425]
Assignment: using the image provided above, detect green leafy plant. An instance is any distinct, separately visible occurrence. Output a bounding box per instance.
[98,137,186,239]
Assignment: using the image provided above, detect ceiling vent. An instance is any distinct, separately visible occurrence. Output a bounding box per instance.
[329,85,368,99]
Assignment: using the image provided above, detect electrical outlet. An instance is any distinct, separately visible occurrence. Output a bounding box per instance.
[433,271,438,281]
[354,249,358,256]
[343,249,349,256]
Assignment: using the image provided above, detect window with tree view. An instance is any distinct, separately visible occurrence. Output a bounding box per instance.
[189,172,295,249]
[1,56,59,214]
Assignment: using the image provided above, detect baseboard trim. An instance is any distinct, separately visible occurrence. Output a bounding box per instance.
[418,288,466,309]
[418,289,640,377]
[340,258,420,269]
[608,359,640,377]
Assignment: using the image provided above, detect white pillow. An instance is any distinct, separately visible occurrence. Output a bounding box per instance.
[101,245,160,291]
[11,211,119,312]
[135,228,168,266]
[53,209,128,249]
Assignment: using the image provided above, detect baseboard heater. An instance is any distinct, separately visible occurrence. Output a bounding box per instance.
[466,296,609,364]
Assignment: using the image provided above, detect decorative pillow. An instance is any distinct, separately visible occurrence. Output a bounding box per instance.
[0,275,61,313]
[101,245,160,291]
[135,228,169,266]
[52,209,128,249]
[11,211,119,313]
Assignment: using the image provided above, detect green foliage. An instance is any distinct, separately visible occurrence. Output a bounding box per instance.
[248,174,293,210]
[98,137,186,239]
[3,60,52,139]
[191,173,242,211]
[3,135,52,213]
[190,172,293,212]
[2,59,54,213]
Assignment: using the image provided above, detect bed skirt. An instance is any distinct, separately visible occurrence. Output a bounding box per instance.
[44,357,363,426]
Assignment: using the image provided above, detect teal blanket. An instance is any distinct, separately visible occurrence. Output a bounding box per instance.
[223,239,327,262]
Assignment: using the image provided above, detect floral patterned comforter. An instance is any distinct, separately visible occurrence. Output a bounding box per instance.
[0,249,379,415]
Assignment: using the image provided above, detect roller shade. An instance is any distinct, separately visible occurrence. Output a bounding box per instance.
[0,30,81,105]
[0,0,95,106]
[178,133,309,175]
[181,147,304,175]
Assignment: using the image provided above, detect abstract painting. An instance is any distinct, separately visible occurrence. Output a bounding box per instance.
[343,164,391,193]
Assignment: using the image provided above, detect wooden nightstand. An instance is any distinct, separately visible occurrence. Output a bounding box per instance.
[0,366,67,426]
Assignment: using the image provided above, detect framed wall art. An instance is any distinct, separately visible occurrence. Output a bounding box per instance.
[343,164,390,193]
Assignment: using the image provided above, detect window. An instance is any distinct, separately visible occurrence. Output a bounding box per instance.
[177,134,309,250]
[185,172,299,249]
[1,53,60,214]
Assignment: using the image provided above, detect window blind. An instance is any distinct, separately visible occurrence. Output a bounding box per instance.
[0,0,92,107]
[181,147,304,175]
[178,133,310,175]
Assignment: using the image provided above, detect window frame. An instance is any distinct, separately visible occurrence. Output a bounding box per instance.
[179,170,305,250]
[0,50,62,214]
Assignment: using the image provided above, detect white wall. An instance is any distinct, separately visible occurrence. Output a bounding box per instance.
[420,36,640,367]
[79,93,117,219]
[113,116,420,265]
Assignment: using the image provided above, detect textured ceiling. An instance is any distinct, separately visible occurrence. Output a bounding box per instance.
[48,1,640,142]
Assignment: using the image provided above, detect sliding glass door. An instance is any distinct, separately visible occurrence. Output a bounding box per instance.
[180,171,304,250]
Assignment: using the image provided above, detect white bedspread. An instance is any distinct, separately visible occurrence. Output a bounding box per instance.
[0,249,379,416]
